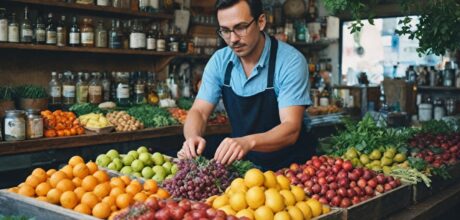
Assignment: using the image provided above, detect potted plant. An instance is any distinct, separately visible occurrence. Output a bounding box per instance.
[15,85,49,111]
[0,86,15,118]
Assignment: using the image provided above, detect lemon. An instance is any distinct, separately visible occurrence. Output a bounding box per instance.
[265,188,285,212]
[254,206,274,220]
[287,206,304,220]
[245,169,265,188]
[290,185,305,202]
[280,190,296,206]
[212,194,229,209]
[236,209,255,220]
[276,175,291,190]
[246,186,265,209]
[231,178,248,193]
[264,171,278,188]
[230,192,247,211]
[296,201,312,220]
[322,204,331,214]
[306,198,322,217]
[219,205,236,216]
[274,211,291,220]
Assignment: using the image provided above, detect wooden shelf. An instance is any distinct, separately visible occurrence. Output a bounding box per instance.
[4,0,174,20]
[0,124,231,156]
[0,43,185,56]
[417,86,460,92]
[290,38,338,51]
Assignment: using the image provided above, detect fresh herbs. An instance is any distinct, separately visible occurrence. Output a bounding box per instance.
[418,120,458,135]
[177,97,194,110]
[15,85,48,99]
[69,103,104,116]
[127,104,178,128]
[229,160,257,177]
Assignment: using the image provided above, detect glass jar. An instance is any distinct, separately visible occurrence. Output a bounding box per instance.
[116,72,130,106]
[4,110,26,141]
[26,109,43,139]
[81,18,94,47]
[95,20,107,48]
[89,72,103,104]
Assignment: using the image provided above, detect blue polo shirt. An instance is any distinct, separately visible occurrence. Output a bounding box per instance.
[197,33,312,109]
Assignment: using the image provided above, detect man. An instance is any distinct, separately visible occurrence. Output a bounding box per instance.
[178,0,316,171]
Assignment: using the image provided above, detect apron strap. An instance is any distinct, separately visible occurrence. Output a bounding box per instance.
[224,61,233,86]
[267,36,278,88]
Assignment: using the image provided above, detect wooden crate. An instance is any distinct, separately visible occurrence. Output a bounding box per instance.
[0,190,98,220]
[345,184,412,220]
[315,208,345,220]
[412,162,460,204]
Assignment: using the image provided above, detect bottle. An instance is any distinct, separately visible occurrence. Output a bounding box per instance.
[81,18,94,47]
[8,13,19,43]
[147,72,159,105]
[35,14,46,44]
[46,13,57,45]
[167,66,180,99]
[156,27,165,52]
[146,23,158,50]
[109,19,122,49]
[116,72,130,106]
[296,21,306,42]
[49,71,62,106]
[443,61,455,87]
[0,8,7,42]
[122,20,131,49]
[97,0,110,6]
[95,20,107,48]
[76,72,89,103]
[101,72,111,102]
[139,0,149,12]
[62,72,76,105]
[134,72,146,104]
[89,72,103,104]
[150,0,160,12]
[129,19,146,49]
[307,0,318,22]
[20,6,33,43]
[167,24,179,52]
[56,15,67,47]
[69,16,80,47]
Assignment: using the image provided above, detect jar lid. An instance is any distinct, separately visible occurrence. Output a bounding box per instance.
[5,110,25,116]
[26,109,40,115]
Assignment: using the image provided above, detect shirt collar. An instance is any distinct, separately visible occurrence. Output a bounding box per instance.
[229,32,271,70]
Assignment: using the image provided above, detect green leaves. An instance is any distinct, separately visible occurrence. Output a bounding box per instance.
[15,85,48,99]
[127,104,179,128]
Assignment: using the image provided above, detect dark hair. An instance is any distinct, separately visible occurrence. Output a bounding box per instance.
[215,0,263,19]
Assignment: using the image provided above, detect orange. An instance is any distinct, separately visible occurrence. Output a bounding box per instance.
[110,177,125,189]
[31,168,47,182]
[156,188,170,199]
[81,192,99,208]
[56,179,75,192]
[18,184,35,197]
[129,180,142,190]
[69,156,84,166]
[133,192,148,202]
[46,169,57,177]
[109,187,125,198]
[125,184,141,196]
[18,182,25,188]
[74,203,92,215]
[72,177,82,187]
[47,188,63,204]
[36,196,48,202]
[143,180,158,194]
[74,187,86,200]
[61,165,74,179]
[8,187,19,193]
[102,195,116,207]
[86,161,98,174]
[94,183,111,199]
[35,182,52,197]
[60,191,78,209]
[93,170,110,183]
[120,176,131,185]
[92,202,111,219]
[72,163,90,179]
[81,175,98,192]
[50,171,67,188]
[25,175,42,188]
[115,193,133,209]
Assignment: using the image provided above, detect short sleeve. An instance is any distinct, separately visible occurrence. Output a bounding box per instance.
[277,53,312,109]
[196,55,224,105]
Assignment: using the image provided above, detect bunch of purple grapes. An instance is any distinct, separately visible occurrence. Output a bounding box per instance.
[163,157,236,201]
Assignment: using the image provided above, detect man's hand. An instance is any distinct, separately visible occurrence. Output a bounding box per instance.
[214,137,253,165]
[178,136,206,159]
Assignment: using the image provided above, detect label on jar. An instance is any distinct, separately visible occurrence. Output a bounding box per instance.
[97,0,110,6]
[57,28,66,46]
[168,42,179,52]
[8,26,19,42]
[147,37,156,50]
[0,19,7,41]
[51,86,62,97]
[81,32,94,44]
[36,29,46,42]
[27,118,43,139]
[5,117,25,141]
[130,33,146,49]
[21,29,33,42]
[77,85,89,103]
[156,39,165,51]
[69,32,80,44]
[117,84,130,98]
[135,84,145,94]
[63,85,76,98]
[46,31,57,44]
[96,32,107,47]
[89,86,102,95]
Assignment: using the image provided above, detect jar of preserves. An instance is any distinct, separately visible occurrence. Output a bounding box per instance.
[81,18,94,47]
[26,109,43,139]
[4,110,26,141]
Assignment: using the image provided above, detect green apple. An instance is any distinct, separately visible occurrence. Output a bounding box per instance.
[152,152,164,166]
[152,173,165,182]
[107,162,117,171]
[153,165,166,178]
[171,164,178,175]
[112,158,123,171]
[131,159,144,172]
[137,146,149,154]
[133,172,142,178]
[139,152,153,166]
[128,150,139,159]
[162,162,173,174]
[142,167,154,179]
[122,154,135,166]
[106,149,120,160]
[96,154,111,167]
[165,174,174,180]
[120,166,133,175]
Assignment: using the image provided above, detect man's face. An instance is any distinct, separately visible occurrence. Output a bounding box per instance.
[217,1,265,57]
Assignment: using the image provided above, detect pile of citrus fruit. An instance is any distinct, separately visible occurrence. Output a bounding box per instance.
[8,156,170,219]
[208,168,331,220]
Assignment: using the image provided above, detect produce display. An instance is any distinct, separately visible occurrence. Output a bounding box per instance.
[69,103,105,117]
[278,156,401,207]
[106,111,144,132]
[78,113,112,129]
[307,105,341,116]
[8,156,169,219]
[208,112,229,125]
[96,147,177,182]
[163,157,255,201]
[127,104,178,128]
[41,110,85,137]
[408,132,460,168]
[342,147,408,174]
[168,107,188,124]
[208,168,331,219]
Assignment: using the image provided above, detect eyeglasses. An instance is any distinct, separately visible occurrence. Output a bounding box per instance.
[217,18,256,39]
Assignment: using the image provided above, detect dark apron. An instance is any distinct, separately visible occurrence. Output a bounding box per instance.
[220,36,316,171]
